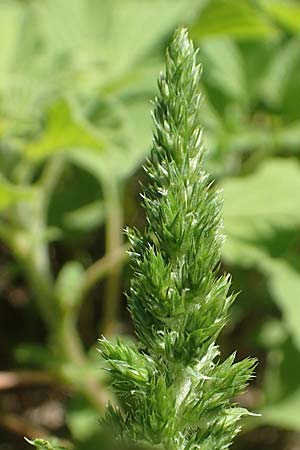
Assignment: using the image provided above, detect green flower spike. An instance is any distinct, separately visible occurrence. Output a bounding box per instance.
[100,27,256,450]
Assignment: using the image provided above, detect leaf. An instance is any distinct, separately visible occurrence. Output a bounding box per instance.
[191,0,278,40]
[0,2,23,84]
[47,163,104,235]
[223,235,300,351]
[222,159,300,350]
[26,100,106,161]
[25,438,67,450]
[36,0,208,89]
[55,261,85,311]
[63,200,105,231]
[260,0,300,33]
[259,38,300,107]
[70,95,152,182]
[223,158,300,242]
[276,121,300,152]
[264,259,300,352]
[66,396,99,441]
[259,340,300,431]
[262,390,300,429]
[14,343,52,368]
[199,38,247,101]
[0,176,35,212]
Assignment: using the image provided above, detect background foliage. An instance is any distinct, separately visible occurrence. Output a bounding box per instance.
[0,0,300,449]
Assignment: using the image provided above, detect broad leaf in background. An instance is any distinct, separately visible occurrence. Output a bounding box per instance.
[223,158,300,244]
[259,338,300,430]
[26,100,106,161]
[223,158,300,431]
[69,96,153,183]
[223,158,300,350]
[0,2,22,86]
[32,0,208,92]
[25,438,67,450]
[259,0,300,33]
[199,38,247,102]
[265,259,300,352]
[191,0,278,39]
[260,38,300,108]
[0,176,35,212]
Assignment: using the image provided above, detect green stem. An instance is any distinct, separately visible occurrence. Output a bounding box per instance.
[9,212,57,330]
[13,231,110,412]
[4,157,111,413]
[101,179,124,336]
[81,243,129,299]
[57,311,111,412]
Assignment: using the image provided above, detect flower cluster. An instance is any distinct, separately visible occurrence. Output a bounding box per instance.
[100,28,256,450]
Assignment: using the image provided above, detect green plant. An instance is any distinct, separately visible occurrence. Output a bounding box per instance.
[99,28,256,450]
[2,2,300,448]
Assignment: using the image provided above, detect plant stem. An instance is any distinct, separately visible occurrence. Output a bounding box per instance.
[0,413,50,439]
[101,179,124,336]
[0,371,54,390]
[11,224,57,331]
[57,311,111,412]
[5,159,111,414]
[82,243,129,299]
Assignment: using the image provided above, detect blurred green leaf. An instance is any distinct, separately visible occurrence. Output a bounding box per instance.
[260,0,300,33]
[199,38,247,101]
[223,158,300,242]
[224,234,300,352]
[70,96,152,182]
[26,100,106,161]
[56,261,85,311]
[260,38,300,107]
[191,0,278,40]
[257,318,288,349]
[265,259,300,351]
[66,397,99,441]
[260,340,300,430]
[63,200,105,231]
[47,163,103,235]
[25,438,68,450]
[36,0,207,90]
[0,175,35,212]
[223,159,300,350]
[276,121,300,152]
[14,343,52,368]
[262,390,300,429]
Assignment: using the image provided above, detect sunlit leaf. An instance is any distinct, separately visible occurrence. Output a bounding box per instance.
[260,38,300,107]
[25,438,67,450]
[223,158,300,242]
[260,0,300,33]
[199,38,247,101]
[191,0,278,40]
[36,0,208,90]
[262,390,300,429]
[265,259,300,351]
[0,176,35,212]
[260,340,300,431]
[222,159,300,350]
[26,100,106,161]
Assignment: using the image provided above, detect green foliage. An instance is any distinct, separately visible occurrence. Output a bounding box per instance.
[191,0,278,39]
[0,175,35,211]
[222,159,300,349]
[100,28,255,450]
[1,0,300,448]
[25,438,68,450]
[26,100,106,161]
